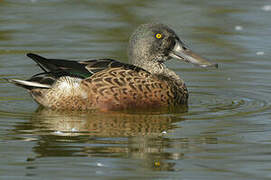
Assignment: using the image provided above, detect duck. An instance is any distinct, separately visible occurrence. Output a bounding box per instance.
[7,23,217,111]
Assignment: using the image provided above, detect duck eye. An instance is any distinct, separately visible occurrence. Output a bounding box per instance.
[155,33,162,39]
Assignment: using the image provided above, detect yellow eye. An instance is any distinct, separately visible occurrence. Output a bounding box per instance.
[155,33,162,39]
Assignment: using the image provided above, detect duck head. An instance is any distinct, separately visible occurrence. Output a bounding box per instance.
[128,23,218,69]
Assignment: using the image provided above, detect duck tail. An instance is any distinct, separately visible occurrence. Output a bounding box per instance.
[5,78,51,90]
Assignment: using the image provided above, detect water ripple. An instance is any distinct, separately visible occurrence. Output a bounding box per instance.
[188,90,270,120]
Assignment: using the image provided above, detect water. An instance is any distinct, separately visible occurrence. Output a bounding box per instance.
[0,0,271,179]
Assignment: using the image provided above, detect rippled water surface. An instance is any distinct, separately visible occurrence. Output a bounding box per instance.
[1,0,271,179]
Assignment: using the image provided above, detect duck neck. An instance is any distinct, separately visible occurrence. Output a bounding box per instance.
[134,60,182,83]
[128,42,182,83]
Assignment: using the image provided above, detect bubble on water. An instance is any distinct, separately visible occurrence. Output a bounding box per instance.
[262,5,271,11]
[23,137,37,141]
[235,25,243,31]
[54,131,63,135]
[71,128,77,132]
[256,51,264,55]
[227,77,231,81]
[97,162,104,167]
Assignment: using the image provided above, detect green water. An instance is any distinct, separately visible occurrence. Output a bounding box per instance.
[1,0,271,179]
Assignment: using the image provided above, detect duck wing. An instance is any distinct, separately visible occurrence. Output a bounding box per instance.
[27,53,144,79]
[8,53,146,90]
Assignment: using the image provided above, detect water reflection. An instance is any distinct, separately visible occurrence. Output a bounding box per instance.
[11,108,188,171]
[12,107,221,172]
[30,108,187,136]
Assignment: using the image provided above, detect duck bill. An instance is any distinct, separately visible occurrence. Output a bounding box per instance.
[169,40,218,68]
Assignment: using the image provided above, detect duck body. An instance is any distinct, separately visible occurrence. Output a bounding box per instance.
[11,53,187,111]
[8,23,216,111]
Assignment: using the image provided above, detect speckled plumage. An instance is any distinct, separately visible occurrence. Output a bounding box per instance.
[26,61,187,111]
[8,23,217,111]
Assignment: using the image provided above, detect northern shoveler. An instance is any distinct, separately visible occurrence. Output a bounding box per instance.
[8,23,217,111]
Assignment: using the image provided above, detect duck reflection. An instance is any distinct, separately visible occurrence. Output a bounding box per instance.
[31,106,187,136]
[26,107,188,171]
